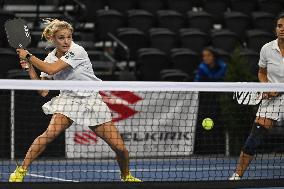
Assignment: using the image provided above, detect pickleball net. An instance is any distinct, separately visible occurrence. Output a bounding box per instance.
[0,80,284,189]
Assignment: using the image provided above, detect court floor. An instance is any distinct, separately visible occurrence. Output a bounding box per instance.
[1,155,284,188]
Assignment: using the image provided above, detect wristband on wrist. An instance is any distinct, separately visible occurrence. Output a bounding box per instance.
[25,53,33,61]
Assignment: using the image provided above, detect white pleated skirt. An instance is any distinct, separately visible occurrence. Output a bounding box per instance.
[42,93,112,127]
[256,95,284,121]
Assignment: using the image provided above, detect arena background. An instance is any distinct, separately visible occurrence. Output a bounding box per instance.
[0,1,284,188]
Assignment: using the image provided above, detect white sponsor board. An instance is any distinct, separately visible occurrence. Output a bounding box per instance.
[66,91,199,158]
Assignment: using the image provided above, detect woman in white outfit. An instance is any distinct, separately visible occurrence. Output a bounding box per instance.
[9,19,141,182]
[230,13,284,180]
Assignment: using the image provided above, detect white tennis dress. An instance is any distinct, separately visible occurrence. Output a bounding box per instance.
[40,41,112,126]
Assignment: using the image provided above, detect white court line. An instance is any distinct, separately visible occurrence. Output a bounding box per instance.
[27,173,79,182]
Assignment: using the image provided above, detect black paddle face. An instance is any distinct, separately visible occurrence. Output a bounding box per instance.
[4,18,31,49]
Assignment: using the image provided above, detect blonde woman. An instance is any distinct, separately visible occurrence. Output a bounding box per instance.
[9,19,141,182]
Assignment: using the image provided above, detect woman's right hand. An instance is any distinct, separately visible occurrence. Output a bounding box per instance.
[20,59,29,71]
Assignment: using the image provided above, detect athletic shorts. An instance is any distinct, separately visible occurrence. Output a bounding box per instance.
[42,92,112,127]
[256,94,284,121]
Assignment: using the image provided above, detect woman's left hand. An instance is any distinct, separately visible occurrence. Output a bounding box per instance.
[262,92,279,99]
[16,49,29,60]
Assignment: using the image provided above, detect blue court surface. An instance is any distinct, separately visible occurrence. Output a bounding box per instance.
[1,155,284,189]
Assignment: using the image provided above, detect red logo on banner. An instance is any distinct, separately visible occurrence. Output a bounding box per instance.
[74,130,98,145]
[99,91,143,122]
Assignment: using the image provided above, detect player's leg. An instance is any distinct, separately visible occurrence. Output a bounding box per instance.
[230,117,272,180]
[9,113,72,182]
[91,121,129,176]
[90,121,141,182]
[232,151,253,179]
[22,113,73,168]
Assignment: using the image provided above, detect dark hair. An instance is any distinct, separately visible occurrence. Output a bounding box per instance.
[275,12,284,28]
[203,46,219,59]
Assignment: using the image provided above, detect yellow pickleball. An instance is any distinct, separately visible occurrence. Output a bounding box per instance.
[202,118,214,130]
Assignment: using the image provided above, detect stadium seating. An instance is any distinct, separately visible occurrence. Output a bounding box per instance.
[127,9,155,33]
[80,0,105,22]
[136,0,165,14]
[257,0,283,16]
[136,48,170,81]
[95,9,125,42]
[0,48,20,79]
[203,0,229,24]
[252,11,275,32]
[149,28,178,54]
[0,10,14,47]
[29,48,47,61]
[166,0,193,14]
[3,0,50,4]
[224,11,250,42]
[160,69,189,81]
[6,69,30,79]
[214,48,231,63]
[74,41,96,50]
[179,28,209,53]
[230,0,257,15]
[108,0,135,13]
[246,29,275,52]
[211,29,240,52]
[171,48,199,80]
[187,11,214,33]
[0,0,282,81]
[115,28,149,61]
[157,10,185,33]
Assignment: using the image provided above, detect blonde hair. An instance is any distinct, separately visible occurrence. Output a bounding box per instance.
[42,18,73,41]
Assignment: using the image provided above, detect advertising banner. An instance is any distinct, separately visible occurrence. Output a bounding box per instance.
[66,91,199,158]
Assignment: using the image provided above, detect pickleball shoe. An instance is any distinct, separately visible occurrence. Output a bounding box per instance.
[121,173,142,182]
[9,166,27,182]
[229,173,241,180]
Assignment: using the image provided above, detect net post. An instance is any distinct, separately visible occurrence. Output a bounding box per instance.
[10,89,15,160]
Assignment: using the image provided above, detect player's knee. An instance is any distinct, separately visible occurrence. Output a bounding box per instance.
[40,130,58,143]
[242,123,268,156]
[36,133,51,145]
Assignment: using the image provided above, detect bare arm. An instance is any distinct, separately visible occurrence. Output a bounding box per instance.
[38,77,49,97]
[16,48,70,75]
[17,49,70,96]
[258,67,278,98]
[258,67,268,83]
[22,60,49,97]
[28,55,70,75]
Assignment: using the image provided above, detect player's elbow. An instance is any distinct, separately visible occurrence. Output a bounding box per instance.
[45,67,57,75]
[39,90,49,97]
